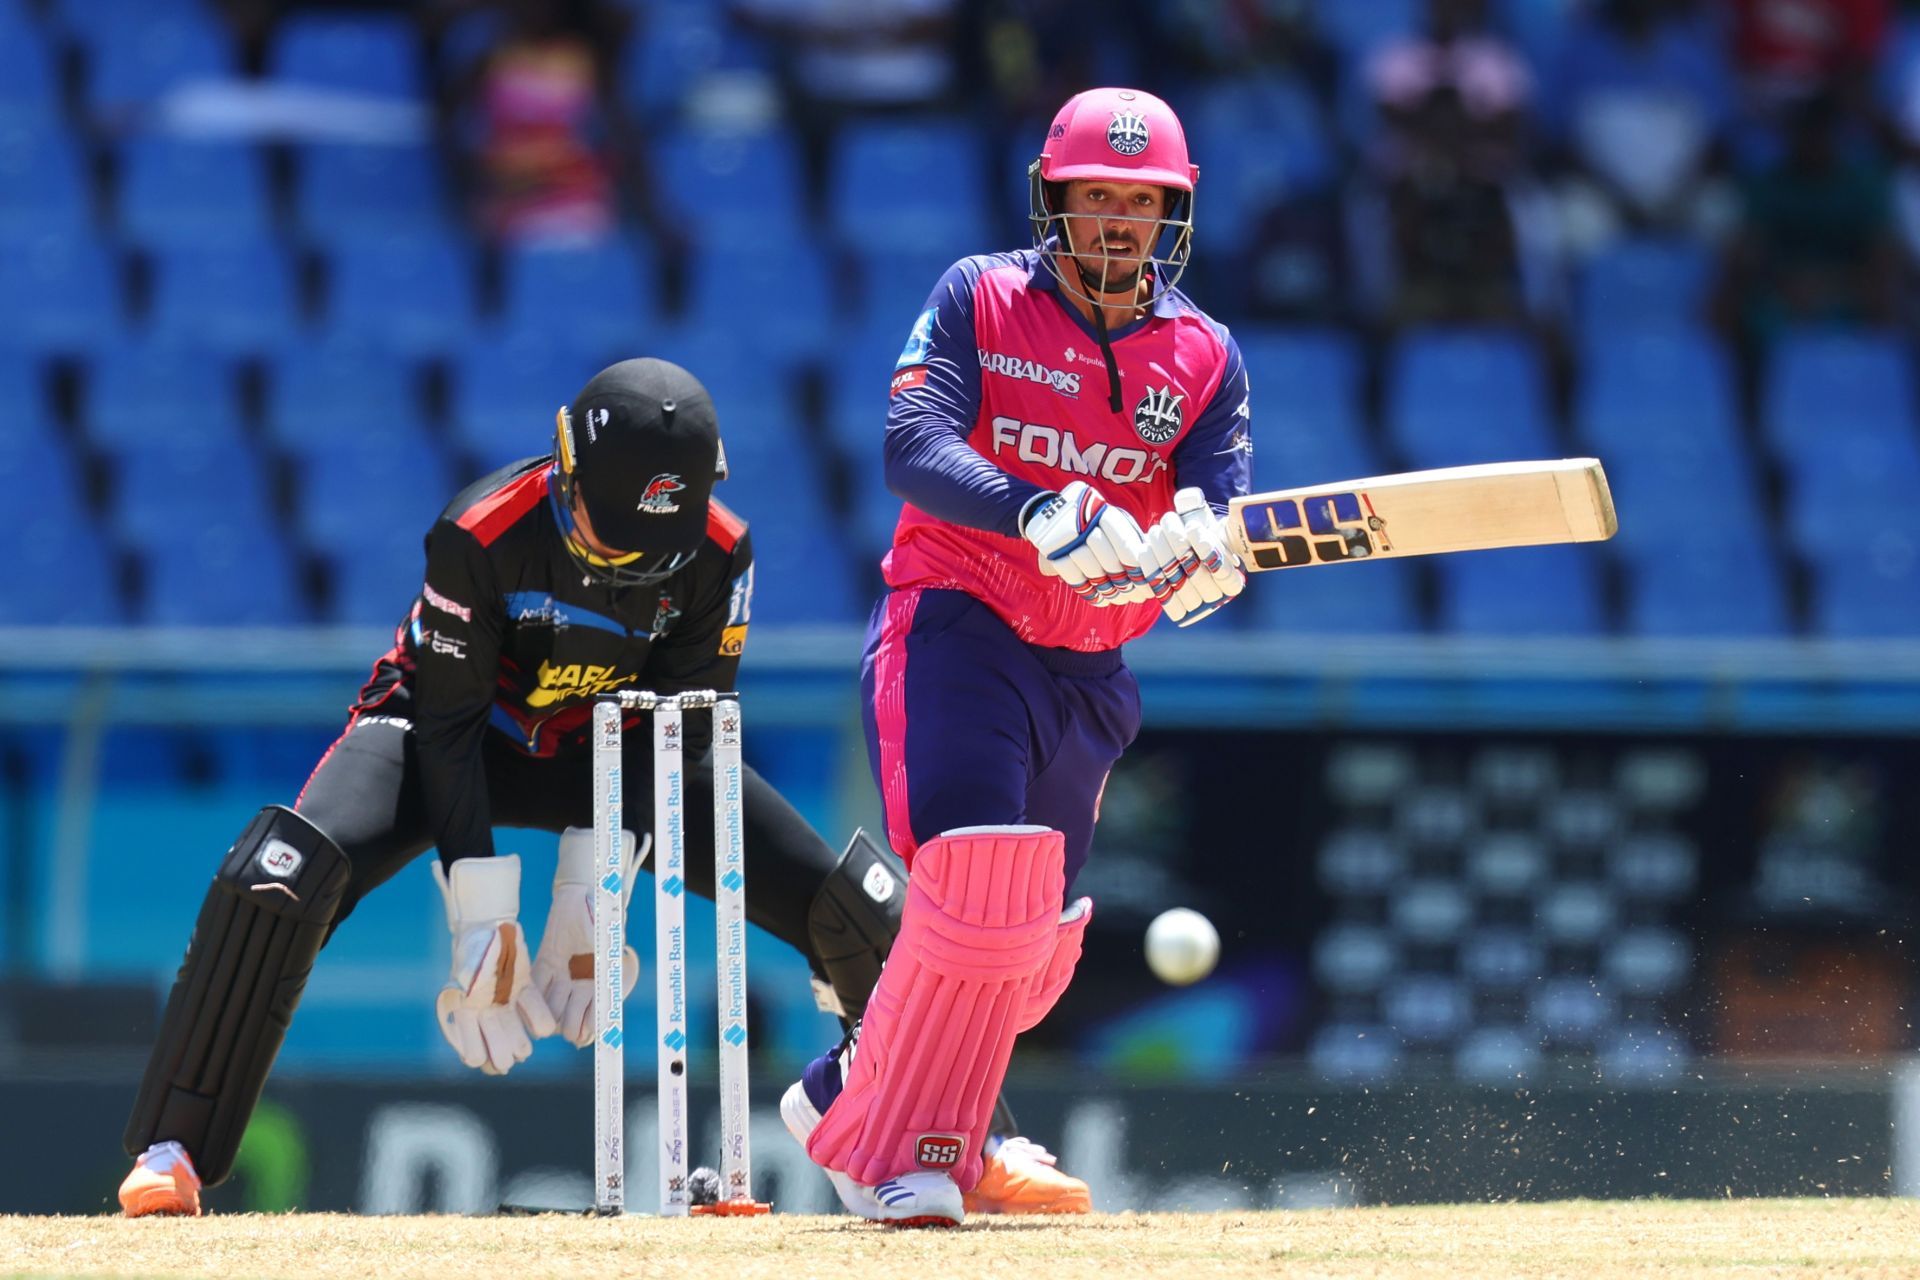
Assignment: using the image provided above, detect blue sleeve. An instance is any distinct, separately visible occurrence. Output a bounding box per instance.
[882,257,1048,539]
[1169,326,1253,514]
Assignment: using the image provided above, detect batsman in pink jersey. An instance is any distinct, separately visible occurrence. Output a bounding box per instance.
[781,87,1253,1226]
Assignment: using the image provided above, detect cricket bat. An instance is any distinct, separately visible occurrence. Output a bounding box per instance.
[1223,458,1617,572]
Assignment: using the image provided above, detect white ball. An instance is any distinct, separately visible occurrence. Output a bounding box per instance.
[1144,907,1220,986]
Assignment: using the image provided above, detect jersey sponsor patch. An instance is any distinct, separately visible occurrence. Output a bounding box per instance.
[897,307,937,369]
[978,348,1081,397]
[526,660,639,708]
[890,366,927,396]
[988,416,1171,487]
[422,581,471,621]
[719,624,747,657]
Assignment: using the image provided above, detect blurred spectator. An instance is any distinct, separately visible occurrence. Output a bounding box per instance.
[1728,0,1890,103]
[1550,0,1738,257]
[1717,92,1901,341]
[1362,0,1538,326]
[453,0,622,245]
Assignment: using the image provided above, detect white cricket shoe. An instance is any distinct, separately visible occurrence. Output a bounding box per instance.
[781,1072,964,1228]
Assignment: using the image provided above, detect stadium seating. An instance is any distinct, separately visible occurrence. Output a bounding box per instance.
[617,0,773,121]
[1386,330,1556,468]
[85,344,243,449]
[145,242,299,356]
[828,119,991,253]
[1764,331,1917,455]
[681,246,833,365]
[498,237,658,358]
[1575,329,1742,464]
[267,12,424,97]
[1240,558,1423,634]
[117,138,272,250]
[0,8,57,126]
[0,235,121,353]
[448,332,603,468]
[79,6,235,123]
[1237,327,1376,483]
[324,238,478,358]
[1575,239,1715,336]
[1621,542,1789,637]
[0,128,95,244]
[294,144,450,248]
[655,126,810,249]
[266,339,422,446]
[1436,545,1607,636]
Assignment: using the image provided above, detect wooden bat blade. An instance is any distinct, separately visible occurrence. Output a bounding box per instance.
[1225,458,1617,573]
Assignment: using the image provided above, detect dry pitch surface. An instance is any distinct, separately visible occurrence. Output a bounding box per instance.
[5,1200,1920,1279]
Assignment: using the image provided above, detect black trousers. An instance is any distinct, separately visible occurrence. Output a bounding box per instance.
[294,713,840,966]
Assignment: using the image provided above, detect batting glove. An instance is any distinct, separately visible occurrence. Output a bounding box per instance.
[1142,488,1247,627]
[1021,480,1154,606]
[432,854,556,1075]
[532,826,647,1047]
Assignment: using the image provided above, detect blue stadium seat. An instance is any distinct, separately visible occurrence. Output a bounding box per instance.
[137,520,307,627]
[146,242,298,356]
[325,238,477,357]
[1436,545,1607,635]
[1764,331,1917,455]
[82,9,236,122]
[1311,0,1420,56]
[448,333,601,467]
[1809,544,1920,638]
[0,14,59,127]
[656,127,808,249]
[498,238,656,357]
[617,2,772,121]
[111,439,269,543]
[1386,330,1556,468]
[722,436,863,625]
[85,346,242,449]
[1621,542,1789,637]
[0,236,121,353]
[1605,453,1769,556]
[682,247,831,364]
[850,249,961,335]
[829,119,990,253]
[1241,559,1422,634]
[1576,239,1713,335]
[1575,329,1741,463]
[1784,430,1920,527]
[266,339,420,445]
[1236,327,1375,483]
[2,515,124,625]
[117,138,271,249]
[0,126,94,243]
[0,355,49,445]
[821,317,911,489]
[1786,489,1920,578]
[268,12,423,97]
[324,523,425,626]
[294,144,449,247]
[296,434,450,556]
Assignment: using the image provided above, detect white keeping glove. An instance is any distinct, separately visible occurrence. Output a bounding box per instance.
[1021,480,1155,606]
[432,854,556,1075]
[1142,487,1247,627]
[532,825,648,1047]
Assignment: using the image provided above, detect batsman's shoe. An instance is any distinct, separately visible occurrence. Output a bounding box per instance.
[781,1038,964,1227]
[119,1140,202,1218]
[964,1136,1092,1215]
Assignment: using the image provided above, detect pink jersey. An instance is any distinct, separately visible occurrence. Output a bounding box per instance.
[877,249,1251,652]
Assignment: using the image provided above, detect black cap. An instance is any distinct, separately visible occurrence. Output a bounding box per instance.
[558,358,721,557]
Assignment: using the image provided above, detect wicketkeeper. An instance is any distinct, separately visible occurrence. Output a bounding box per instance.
[117,358,1082,1217]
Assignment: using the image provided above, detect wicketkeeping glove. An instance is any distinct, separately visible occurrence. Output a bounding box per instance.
[433,854,556,1075]
[531,825,648,1047]
[1021,480,1154,605]
[1142,487,1247,626]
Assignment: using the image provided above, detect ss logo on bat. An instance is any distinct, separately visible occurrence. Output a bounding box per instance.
[1240,492,1389,569]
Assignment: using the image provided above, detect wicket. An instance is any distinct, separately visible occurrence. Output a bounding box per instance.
[590,690,768,1218]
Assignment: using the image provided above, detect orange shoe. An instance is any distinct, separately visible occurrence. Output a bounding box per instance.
[962,1137,1092,1215]
[118,1141,203,1218]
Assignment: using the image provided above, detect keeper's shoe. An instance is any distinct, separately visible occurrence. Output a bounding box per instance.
[118,1141,203,1218]
[964,1135,1092,1215]
[780,1033,963,1228]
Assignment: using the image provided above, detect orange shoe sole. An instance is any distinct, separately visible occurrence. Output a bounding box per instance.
[119,1170,203,1218]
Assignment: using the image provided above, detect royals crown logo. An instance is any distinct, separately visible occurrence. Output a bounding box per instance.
[1107,109,1150,156]
[1133,385,1185,444]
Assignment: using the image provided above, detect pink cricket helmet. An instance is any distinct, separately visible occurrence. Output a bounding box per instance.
[1028,87,1198,303]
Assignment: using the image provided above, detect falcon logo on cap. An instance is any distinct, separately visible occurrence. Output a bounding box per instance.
[638,473,685,514]
[1107,108,1150,156]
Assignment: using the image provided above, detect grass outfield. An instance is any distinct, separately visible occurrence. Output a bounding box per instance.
[4,1200,1920,1279]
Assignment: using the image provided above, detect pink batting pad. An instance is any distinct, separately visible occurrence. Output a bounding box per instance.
[805,825,1066,1191]
[1018,896,1092,1033]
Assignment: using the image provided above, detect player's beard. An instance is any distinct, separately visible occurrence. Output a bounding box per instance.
[1071,248,1146,297]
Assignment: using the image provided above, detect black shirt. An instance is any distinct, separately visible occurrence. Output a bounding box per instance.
[352,457,754,862]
